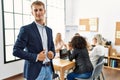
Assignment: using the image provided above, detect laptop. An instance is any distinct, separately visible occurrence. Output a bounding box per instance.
[59,49,68,59]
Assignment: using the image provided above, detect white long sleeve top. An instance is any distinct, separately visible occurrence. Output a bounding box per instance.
[89,45,105,67]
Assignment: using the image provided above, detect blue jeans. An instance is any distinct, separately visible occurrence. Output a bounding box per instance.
[67,71,92,80]
[36,66,52,80]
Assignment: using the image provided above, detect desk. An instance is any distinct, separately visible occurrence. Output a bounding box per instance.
[53,58,75,80]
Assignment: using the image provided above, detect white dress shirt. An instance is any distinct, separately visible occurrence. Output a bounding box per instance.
[35,22,50,63]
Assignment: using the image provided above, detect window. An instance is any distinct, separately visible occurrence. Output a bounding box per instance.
[2,0,65,63]
[2,0,33,63]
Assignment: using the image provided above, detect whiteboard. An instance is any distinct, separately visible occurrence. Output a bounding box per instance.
[64,25,78,43]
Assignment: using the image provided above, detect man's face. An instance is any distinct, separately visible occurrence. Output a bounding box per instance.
[31,5,45,21]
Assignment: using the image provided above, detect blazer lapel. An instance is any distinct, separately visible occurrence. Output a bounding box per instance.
[31,22,43,49]
[45,26,50,49]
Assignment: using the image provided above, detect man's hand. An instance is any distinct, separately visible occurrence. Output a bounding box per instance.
[47,51,54,59]
[37,50,46,61]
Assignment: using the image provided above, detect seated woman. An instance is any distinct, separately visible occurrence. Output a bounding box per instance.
[67,36,93,80]
[54,33,67,57]
[89,34,105,67]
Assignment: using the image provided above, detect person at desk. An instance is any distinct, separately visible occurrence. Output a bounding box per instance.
[13,1,55,80]
[54,33,67,53]
[67,36,93,80]
[74,33,80,36]
[67,41,73,58]
[89,34,105,67]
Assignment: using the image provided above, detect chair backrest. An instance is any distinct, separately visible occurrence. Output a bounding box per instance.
[91,60,104,79]
[97,56,104,64]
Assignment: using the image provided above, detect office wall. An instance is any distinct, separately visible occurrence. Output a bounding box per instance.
[0,1,24,79]
[66,0,120,52]
[65,0,73,25]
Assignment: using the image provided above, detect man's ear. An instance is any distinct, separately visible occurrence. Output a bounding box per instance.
[44,10,46,14]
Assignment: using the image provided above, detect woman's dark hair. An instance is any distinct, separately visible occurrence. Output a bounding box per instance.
[71,36,87,49]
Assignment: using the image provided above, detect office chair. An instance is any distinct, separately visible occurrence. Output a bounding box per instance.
[96,56,105,80]
[53,72,60,80]
[75,60,104,80]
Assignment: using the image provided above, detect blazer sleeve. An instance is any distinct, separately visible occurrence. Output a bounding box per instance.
[13,26,37,62]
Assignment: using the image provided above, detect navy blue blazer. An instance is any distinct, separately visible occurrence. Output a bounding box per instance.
[13,22,55,80]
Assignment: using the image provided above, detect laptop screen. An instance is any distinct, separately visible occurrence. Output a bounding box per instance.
[59,49,68,59]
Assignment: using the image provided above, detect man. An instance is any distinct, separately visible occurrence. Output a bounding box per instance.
[13,1,55,80]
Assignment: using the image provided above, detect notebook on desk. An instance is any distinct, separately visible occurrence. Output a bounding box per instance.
[59,49,68,60]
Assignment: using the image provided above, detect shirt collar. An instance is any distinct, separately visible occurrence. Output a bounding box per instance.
[34,21,45,28]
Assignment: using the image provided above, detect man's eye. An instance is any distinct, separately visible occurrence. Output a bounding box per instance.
[34,9,38,12]
[39,9,43,11]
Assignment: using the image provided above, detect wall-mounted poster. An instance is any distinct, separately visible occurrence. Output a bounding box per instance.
[115,22,120,45]
[79,18,98,32]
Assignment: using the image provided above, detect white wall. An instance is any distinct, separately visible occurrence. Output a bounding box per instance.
[65,0,73,25]
[0,1,24,79]
[66,0,120,52]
